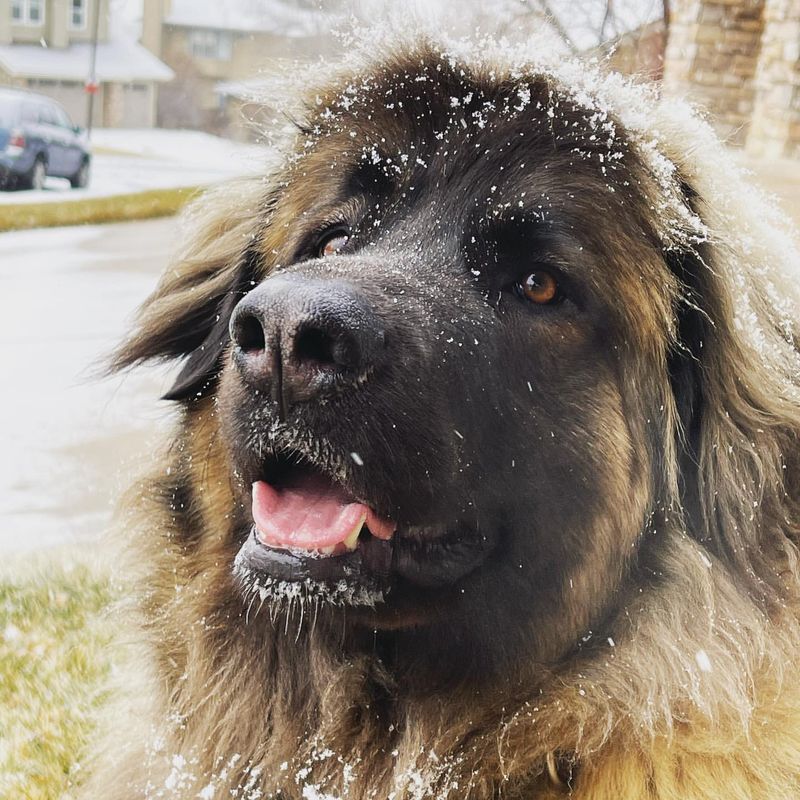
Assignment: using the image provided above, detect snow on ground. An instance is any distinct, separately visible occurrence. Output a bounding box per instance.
[0,128,268,204]
[0,218,178,552]
[91,127,266,167]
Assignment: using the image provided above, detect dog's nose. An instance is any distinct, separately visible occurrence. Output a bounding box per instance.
[229,275,385,415]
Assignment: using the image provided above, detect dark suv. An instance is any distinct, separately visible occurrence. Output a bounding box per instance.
[0,88,91,190]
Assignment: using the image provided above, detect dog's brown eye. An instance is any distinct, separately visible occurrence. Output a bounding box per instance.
[317,230,350,258]
[519,271,560,305]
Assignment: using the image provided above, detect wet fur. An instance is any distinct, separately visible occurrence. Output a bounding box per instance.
[89,43,800,799]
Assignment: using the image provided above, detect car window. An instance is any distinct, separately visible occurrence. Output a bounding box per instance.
[53,105,74,129]
[20,102,38,123]
[0,96,21,128]
[37,104,58,126]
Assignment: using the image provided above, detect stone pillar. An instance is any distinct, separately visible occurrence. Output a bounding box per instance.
[663,0,766,145]
[141,0,165,56]
[746,0,800,157]
[102,82,123,128]
[49,0,69,48]
[0,0,11,45]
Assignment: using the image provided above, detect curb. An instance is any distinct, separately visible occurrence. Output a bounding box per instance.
[0,185,203,232]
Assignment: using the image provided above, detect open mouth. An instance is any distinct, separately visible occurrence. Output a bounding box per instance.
[252,467,396,556]
[233,449,498,605]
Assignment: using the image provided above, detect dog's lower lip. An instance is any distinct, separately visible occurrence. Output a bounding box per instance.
[391,527,498,586]
[237,517,497,592]
[237,526,393,583]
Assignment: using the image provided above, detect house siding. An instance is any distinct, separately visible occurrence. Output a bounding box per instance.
[156,21,331,134]
[0,0,168,128]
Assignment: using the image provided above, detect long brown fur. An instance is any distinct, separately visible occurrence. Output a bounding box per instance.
[87,40,800,799]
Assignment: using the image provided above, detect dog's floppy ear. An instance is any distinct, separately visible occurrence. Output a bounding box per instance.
[158,251,257,401]
[666,250,706,451]
[664,175,800,607]
[111,180,267,401]
[665,236,717,543]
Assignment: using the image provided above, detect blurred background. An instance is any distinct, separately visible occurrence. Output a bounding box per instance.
[1,0,796,147]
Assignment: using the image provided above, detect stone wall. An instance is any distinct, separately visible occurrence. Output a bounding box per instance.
[747,0,800,157]
[663,0,766,146]
[663,0,800,156]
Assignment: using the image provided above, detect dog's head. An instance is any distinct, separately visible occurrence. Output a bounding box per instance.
[115,45,800,672]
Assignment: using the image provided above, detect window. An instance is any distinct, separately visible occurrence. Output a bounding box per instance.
[11,0,45,26]
[20,102,38,123]
[37,104,59,126]
[52,104,74,129]
[189,29,233,61]
[0,97,22,128]
[69,0,87,30]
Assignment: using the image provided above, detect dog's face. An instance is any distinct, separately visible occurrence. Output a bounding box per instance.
[129,53,713,671]
[179,59,685,662]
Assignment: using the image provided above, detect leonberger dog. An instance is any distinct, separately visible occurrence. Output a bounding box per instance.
[93,42,800,799]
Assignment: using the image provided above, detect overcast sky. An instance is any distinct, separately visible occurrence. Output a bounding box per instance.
[114,0,664,52]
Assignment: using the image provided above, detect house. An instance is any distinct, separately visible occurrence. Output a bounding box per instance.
[213,76,277,142]
[0,0,173,128]
[142,0,337,135]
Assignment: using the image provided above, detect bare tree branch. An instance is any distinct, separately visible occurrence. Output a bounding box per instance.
[529,0,579,55]
[599,0,613,41]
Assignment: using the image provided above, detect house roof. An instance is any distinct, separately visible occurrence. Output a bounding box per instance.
[165,0,331,37]
[215,77,273,101]
[0,37,174,83]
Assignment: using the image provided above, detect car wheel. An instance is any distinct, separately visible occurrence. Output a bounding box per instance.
[69,160,90,189]
[27,158,46,191]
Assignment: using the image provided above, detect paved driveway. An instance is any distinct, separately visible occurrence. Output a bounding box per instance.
[0,217,177,553]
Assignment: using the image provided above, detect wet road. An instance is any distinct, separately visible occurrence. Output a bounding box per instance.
[0,218,179,552]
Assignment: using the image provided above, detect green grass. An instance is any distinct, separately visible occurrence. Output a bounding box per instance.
[0,562,115,799]
[0,185,202,232]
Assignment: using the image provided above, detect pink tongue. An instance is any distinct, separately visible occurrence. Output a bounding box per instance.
[252,476,395,552]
